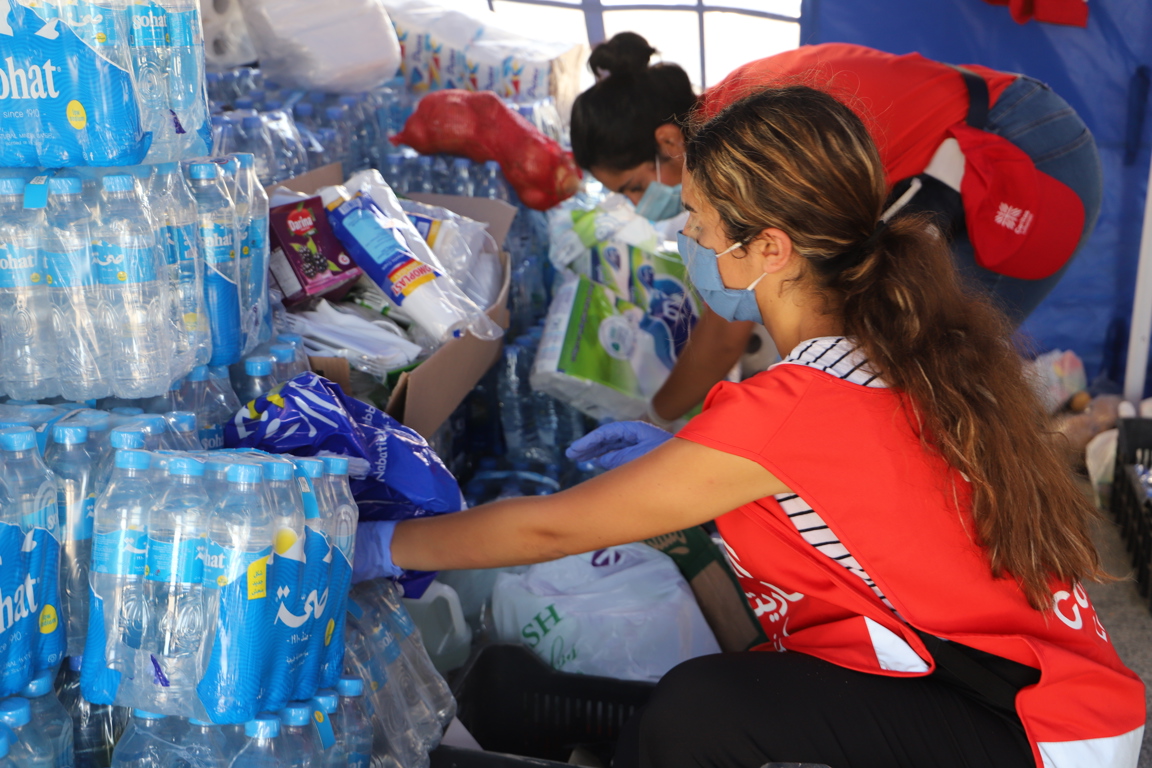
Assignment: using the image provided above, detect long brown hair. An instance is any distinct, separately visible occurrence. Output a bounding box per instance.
[685,86,1103,611]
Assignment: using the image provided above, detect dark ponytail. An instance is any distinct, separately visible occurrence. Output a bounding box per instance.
[686,87,1105,612]
[571,32,696,171]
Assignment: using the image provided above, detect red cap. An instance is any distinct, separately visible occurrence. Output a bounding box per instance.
[949,122,1085,280]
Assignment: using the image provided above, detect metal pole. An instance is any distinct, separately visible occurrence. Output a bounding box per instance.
[1123,150,1152,403]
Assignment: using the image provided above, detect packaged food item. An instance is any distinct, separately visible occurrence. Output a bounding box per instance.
[267,196,362,307]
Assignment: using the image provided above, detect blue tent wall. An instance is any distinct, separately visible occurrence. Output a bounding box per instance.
[802,0,1152,379]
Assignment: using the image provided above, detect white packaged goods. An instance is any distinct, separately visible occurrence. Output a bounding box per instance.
[239,0,401,93]
[492,544,721,682]
[198,0,257,71]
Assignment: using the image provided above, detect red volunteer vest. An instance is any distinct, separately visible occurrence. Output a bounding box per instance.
[679,364,1145,768]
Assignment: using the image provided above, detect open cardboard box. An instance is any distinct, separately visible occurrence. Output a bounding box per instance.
[267,167,517,439]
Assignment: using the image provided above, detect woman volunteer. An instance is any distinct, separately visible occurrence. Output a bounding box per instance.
[354,87,1143,768]
[570,34,1103,426]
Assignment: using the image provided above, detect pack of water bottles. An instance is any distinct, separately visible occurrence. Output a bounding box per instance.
[0,153,272,402]
[0,0,211,168]
[345,578,457,768]
[79,446,359,725]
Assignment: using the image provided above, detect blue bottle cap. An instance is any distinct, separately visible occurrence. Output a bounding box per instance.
[241,115,263,129]
[294,102,313,118]
[269,344,294,363]
[235,97,255,110]
[277,333,303,347]
[265,100,283,111]
[0,427,37,452]
[485,160,500,171]
[249,89,265,101]
[293,457,324,478]
[47,176,81,194]
[109,428,146,450]
[167,456,205,477]
[338,95,358,107]
[235,153,255,169]
[52,424,89,445]
[68,655,82,672]
[209,366,231,380]
[114,449,151,471]
[417,155,433,167]
[189,163,218,180]
[189,365,210,382]
[227,462,262,484]
[336,676,364,697]
[19,669,55,699]
[313,690,338,714]
[322,455,349,475]
[169,377,183,391]
[244,714,280,739]
[325,106,344,121]
[278,703,311,726]
[210,114,228,127]
[101,174,134,193]
[205,458,232,475]
[156,162,179,174]
[0,698,30,727]
[453,157,470,170]
[132,710,165,720]
[112,407,144,416]
[0,418,33,430]
[0,177,25,195]
[263,461,294,481]
[245,355,273,376]
[136,414,168,435]
[167,412,197,432]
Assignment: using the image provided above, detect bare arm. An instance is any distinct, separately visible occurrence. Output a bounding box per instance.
[391,437,788,572]
[650,306,755,422]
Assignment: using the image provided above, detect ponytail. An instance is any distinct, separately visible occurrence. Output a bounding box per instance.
[686,87,1105,611]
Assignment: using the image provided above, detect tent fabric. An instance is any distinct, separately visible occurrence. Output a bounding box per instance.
[802,0,1152,381]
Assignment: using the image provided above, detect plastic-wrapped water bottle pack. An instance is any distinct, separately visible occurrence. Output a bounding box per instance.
[78,447,358,726]
[0,0,211,167]
[0,153,273,403]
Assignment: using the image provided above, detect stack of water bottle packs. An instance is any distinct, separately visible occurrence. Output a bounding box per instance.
[0,0,211,167]
[0,154,272,402]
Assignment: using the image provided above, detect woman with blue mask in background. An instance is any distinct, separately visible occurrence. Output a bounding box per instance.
[570,33,1100,429]
[356,86,1139,768]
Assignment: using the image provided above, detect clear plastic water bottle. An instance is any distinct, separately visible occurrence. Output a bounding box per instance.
[320,106,352,171]
[309,692,346,768]
[20,670,74,768]
[235,355,276,403]
[1,426,59,535]
[268,344,297,383]
[292,102,318,134]
[151,163,210,369]
[229,154,255,351]
[131,414,168,452]
[163,411,201,451]
[188,163,241,368]
[93,428,147,496]
[275,704,320,768]
[318,456,356,560]
[92,174,172,399]
[46,423,95,658]
[178,366,233,450]
[128,0,174,160]
[383,154,407,195]
[263,460,304,557]
[144,456,209,703]
[410,155,434,194]
[0,177,57,399]
[44,177,109,402]
[448,158,473,197]
[201,458,232,506]
[0,697,54,768]
[497,344,526,457]
[236,154,271,351]
[110,711,179,768]
[377,581,457,730]
[333,677,373,768]
[57,656,129,768]
[0,725,14,768]
[165,0,207,133]
[236,116,278,186]
[209,366,243,412]
[182,719,227,768]
[231,714,282,768]
[91,449,154,670]
[275,334,310,377]
[431,155,451,194]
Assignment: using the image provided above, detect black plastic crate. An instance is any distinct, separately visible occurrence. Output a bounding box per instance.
[430,745,570,768]
[451,644,656,764]
[1110,418,1152,604]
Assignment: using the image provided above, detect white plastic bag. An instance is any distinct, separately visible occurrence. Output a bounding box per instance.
[492,544,721,682]
[239,0,401,92]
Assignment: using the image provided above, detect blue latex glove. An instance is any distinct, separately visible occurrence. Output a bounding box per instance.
[565,421,673,470]
[352,520,403,584]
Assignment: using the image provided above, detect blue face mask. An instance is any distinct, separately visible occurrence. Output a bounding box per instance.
[679,231,766,324]
[633,155,683,222]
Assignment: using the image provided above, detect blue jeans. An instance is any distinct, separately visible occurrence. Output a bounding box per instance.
[950,76,1103,323]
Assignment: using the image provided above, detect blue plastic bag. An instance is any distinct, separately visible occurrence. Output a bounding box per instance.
[0,523,66,698]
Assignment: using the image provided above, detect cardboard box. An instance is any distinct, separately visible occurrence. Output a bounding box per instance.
[271,168,517,439]
[384,193,517,439]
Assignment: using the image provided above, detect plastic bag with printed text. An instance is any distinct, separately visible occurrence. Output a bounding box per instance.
[0,514,66,698]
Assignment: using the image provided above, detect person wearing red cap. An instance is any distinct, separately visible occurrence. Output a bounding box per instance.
[570,37,1101,426]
